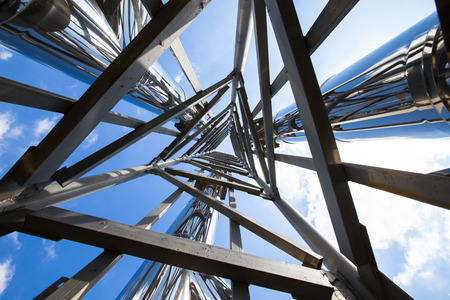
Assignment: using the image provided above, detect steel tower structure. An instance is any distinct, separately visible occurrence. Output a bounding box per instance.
[0,0,449,299]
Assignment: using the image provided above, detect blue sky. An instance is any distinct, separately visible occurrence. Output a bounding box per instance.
[1,0,450,299]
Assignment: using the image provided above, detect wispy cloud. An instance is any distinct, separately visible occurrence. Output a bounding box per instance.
[0,112,14,140]
[34,116,58,138]
[5,126,23,139]
[276,137,450,293]
[5,232,21,250]
[82,130,99,148]
[0,257,15,296]
[174,70,184,83]
[0,112,23,156]
[42,240,57,263]
[0,47,13,61]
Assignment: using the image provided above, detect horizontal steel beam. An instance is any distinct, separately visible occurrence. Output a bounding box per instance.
[0,157,187,217]
[201,154,244,168]
[21,207,333,299]
[0,76,180,136]
[274,153,450,209]
[209,151,243,163]
[193,159,249,176]
[164,167,264,197]
[44,181,192,299]
[344,163,450,209]
[275,153,316,171]
[154,168,323,269]
[184,160,257,188]
[251,175,410,300]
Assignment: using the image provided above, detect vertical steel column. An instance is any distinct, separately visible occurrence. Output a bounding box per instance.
[264,0,399,297]
[252,0,278,192]
[237,87,270,182]
[234,110,257,173]
[228,188,251,299]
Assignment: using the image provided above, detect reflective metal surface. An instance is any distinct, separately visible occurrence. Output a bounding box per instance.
[274,13,450,140]
[0,0,195,123]
[117,174,232,300]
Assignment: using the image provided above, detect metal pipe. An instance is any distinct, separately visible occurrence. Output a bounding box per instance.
[0,0,196,124]
[274,12,450,139]
[230,0,254,104]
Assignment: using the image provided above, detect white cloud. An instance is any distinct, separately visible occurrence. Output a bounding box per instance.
[0,112,23,156]
[174,70,184,83]
[34,116,57,138]
[5,232,21,250]
[0,112,14,140]
[5,126,23,139]
[275,137,450,292]
[0,47,13,61]
[82,130,99,148]
[0,257,15,296]
[42,240,57,263]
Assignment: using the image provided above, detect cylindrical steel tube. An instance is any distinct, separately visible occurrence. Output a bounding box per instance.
[0,0,195,123]
[274,12,450,140]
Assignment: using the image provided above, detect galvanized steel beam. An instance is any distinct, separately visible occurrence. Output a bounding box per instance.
[185,160,256,188]
[275,153,450,210]
[233,110,256,172]
[165,106,231,160]
[154,168,323,269]
[252,0,278,192]
[193,158,249,176]
[20,207,333,299]
[142,0,203,95]
[164,167,264,197]
[0,76,180,136]
[264,0,386,296]
[185,117,229,156]
[237,87,270,183]
[195,124,229,154]
[52,74,232,187]
[252,0,359,116]
[43,181,193,300]
[200,154,244,168]
[0,156,190,217]
[228,188,251,300]
[158,86,229,160]
[169,38,203,94]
